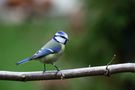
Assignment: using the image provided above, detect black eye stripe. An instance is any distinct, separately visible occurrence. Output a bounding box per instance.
[54,35,67,40]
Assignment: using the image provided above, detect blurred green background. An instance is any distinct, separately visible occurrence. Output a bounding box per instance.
[0,0,135,90]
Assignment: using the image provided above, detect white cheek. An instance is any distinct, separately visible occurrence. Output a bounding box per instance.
[55,37,66,43]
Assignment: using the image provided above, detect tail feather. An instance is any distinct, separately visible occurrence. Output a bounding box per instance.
[16,57,31,65]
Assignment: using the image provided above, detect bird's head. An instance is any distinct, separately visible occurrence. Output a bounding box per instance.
[53,31,69,44]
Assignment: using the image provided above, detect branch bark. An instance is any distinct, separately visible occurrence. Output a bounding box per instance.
[0,63,135,81]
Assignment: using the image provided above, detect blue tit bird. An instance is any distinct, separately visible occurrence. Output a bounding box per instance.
[16,31,68,72]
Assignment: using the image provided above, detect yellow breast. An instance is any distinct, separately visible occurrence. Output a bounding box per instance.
[40,44,65,64]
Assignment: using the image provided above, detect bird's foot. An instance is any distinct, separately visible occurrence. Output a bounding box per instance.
[57,70,65,80]
[43,70,46,74]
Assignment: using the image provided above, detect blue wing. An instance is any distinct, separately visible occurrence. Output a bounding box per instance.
[31,48,54,59]
[32,44,62,59]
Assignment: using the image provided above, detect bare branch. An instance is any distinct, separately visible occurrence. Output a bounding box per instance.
[0,63,135,81]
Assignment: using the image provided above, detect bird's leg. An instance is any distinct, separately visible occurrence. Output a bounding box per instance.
[43,64,46,73]
[51,63,60,71]
[51,63,65,79]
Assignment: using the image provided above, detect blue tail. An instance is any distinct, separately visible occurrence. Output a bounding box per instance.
[16,57,31,65]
